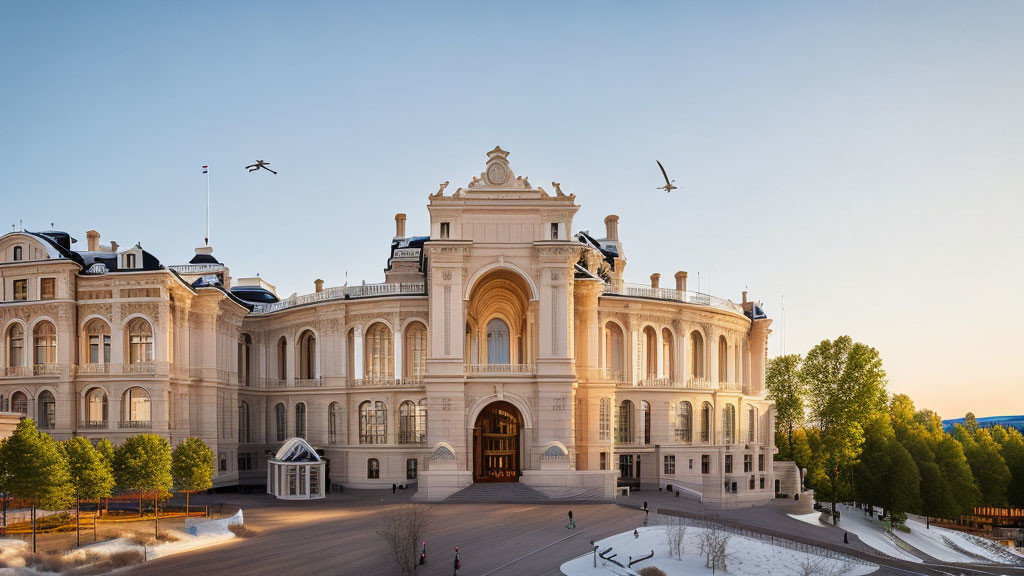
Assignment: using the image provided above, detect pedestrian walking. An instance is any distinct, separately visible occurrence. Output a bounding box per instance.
[453,546,461,575]
[392,483,397,495]
[566,510,576,529]
[420,541,427,565]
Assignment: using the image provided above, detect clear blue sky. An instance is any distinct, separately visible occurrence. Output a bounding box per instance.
[3,2,1022,418]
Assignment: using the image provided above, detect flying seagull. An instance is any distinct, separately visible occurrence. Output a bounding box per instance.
[656,160,677,193]
[246,160,277,175]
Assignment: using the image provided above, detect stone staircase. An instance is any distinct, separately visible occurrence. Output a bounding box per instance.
[444,482,605,503]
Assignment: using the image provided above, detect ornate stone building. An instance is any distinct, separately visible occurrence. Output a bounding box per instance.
[0,147,774,506]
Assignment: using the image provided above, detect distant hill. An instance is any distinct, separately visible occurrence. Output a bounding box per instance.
[942,415,1024,433]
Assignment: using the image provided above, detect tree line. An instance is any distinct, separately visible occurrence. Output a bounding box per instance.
[0,418,216,552]
[768,335,1024,526]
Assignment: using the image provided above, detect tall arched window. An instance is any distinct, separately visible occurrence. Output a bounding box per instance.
[6,324,24,369]
[690,331,705,381]
[367,458,380,479]
[328,402,339,444]
[85,387,108,425]
[122,387,151,427]
[641,400,651,444]
[722,404,736,444]
[37,390,55,429]
[604,322,624,379]
[359,400,387,444]
[275,403,286,441]
[238,400,250,443]
[298,330,316,379]
[404,322,427,382]
[127,318,153,365]
[33,321,57,366]
[10,391,28,415]
[295,403,307,438]
[616,400,634,444]
[599,397,611,441]
[85,320,111,367]
[396,398,427,444]
[718,336,729,382]
[238,334,251,386]
[642,326,657,379]
[701,401,713,443]
[277,337,288,380]
[365,324,393,380]
[747,405,757,443]
[662,328,675,381]
[675,401,692,442]
[486,318,510,365]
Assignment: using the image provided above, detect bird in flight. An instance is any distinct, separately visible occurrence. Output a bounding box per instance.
[246,160,277,175]
[656,160,677,193]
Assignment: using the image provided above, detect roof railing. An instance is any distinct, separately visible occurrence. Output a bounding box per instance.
[602,282,744,314]
[252,282,426,314]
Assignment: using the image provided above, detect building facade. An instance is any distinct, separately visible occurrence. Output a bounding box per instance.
[0,147,774,506]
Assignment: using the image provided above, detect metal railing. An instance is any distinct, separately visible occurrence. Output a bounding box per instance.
[602,282,744,314]
[79,420,108,429]
[126,362,156,374]
[2,366,29,377]
[293,378,326,388]
[167,263,226,275]
[77,363,110,374]
[350,376,424,387]
[464,363,535,375]
[119,420,153,429]
[33,363,64,376]
[252,282,426,314]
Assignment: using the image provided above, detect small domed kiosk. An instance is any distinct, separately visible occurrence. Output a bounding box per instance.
[266,438,326,500]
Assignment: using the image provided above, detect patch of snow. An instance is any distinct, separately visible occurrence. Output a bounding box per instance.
[910,520,1024,565]
[787,512,826,527]
[0,538,30,569]
[560,524,877,576]
[894,519,981,564]
[831,505,921,563]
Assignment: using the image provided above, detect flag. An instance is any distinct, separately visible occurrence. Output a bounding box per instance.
[202,165,208,174]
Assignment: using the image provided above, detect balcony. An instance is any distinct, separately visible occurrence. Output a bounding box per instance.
[637,376,674,388]
[126,362,156,374]
[77,363,111,375]
[167,263,226,275]
[577,368,627,383]
[350,377,424,388]
[294,378,326,388]
[119,420,153,429]
[79,420,108,429]
[602,282,744,314]
[251,282,426,314]
[464,364,535,375]
[2,366,29,377]
[719,382,743,392]
[33,363,64,376]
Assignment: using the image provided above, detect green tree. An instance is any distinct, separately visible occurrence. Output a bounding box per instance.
[955,425,1010,507]
[802,336,887,523]
[0,419,72,552]
[933,434,981,516]
[766,354,804,459]
[991,426,1024,507]
[171,438,215,516]
[114,434,173,537]
[61,437,115,546]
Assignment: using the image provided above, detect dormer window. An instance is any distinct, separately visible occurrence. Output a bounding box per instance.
[551,223,559,240]
[440,222,450,239]
[125,253,137,269]
[12,246,22,261]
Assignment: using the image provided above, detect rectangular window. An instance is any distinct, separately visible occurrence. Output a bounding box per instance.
[550,223,559,239]
[219,455,227,472]
[724,455,733,474]
[664,455,675,475]
[758,454,765,472]
[701,455,710,474]
[600,452,607,470]
[13,279,27,301]
[40,278,55,300]
[688,458,693,470]
[749,476,756,490]
[125,253,137,268]
[744,454,753,473]
[407,458,418,480]
[238,453,253,471]
[619,454,634,478]
[759,476,765,490]
[440,222,450,239]
[12,246,22,261]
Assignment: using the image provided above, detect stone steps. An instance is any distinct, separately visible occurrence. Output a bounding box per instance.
[444,482,606,503]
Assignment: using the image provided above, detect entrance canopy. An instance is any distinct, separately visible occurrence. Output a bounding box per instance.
[267,437,325,500]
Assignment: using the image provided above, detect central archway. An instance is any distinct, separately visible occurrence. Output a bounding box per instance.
[472,401,522,482]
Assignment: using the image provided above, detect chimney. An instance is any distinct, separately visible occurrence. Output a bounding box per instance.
[650,273,660,289]
[395,213,407,238]
[604,215,619,240]
[110,241,118,252]
[742,291,748,304]
[314,279,324,293]
[675,271,688,292]
[86,230,100,251]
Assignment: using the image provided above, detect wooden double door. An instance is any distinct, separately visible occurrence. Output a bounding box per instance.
[472,401,522,482]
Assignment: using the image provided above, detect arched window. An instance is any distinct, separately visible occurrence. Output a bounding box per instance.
[295,403,307,439]
[718,336,729,383]
[701,401,713,443]
[6,324,24,368]
[359,400,387,444]
[85,320,111,366]
[85,387,108,425]
[277,337,288,380]
[33,321,57,366]
[690,331,705,381]
[10,391,28,415]
[662,328,675,381]
[486,318,510,365]
[127,318,153,365]
[403,322,427,382]
[604,322,624,379]
[747,405,757,443]
[365,324,393,380]
[367,458,380,479]
[37,390,55,429]
[275,403,286,441]
[641,400,651,445]
[723,404,736,444]
[399,399,427,444]
[238,400,250,443]
[616,400,634,444]
[122,387,151,427]
[643,326,657,379]
[675,401,692,442]
[238,334,251,386]
[599,397,611,441]
[298,330,316,379]
[328,402,339,444]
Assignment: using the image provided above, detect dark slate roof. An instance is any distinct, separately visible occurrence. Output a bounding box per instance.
[230,285,279,304]
[744,305,767,320]
[27,231,85,266]
[385,235,430,272]
[189,253,221,265]
[575,231,618,269]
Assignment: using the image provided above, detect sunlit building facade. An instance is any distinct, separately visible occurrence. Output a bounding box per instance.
[0,147,774,506]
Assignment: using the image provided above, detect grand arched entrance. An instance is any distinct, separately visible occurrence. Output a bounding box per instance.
[472,401,522,482]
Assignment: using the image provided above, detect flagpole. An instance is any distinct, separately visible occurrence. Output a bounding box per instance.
[205,166,210,246]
